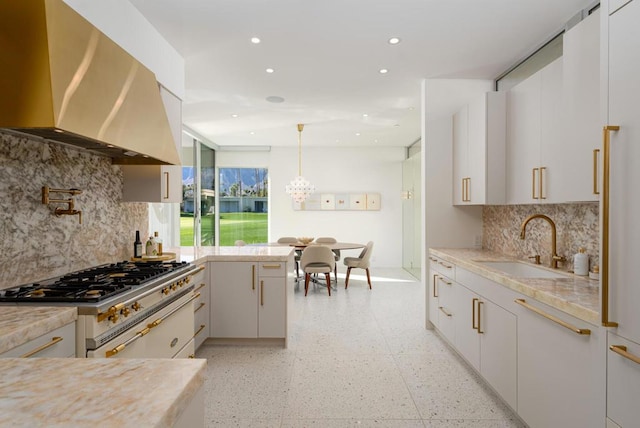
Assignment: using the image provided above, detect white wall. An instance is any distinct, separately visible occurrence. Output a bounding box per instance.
[218,146,405,268]
[62,0,184,98]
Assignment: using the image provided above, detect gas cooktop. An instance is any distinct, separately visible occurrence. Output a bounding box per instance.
[0,261,191,303]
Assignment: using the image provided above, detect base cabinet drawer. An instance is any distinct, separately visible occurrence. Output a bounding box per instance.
[607,332,640,427]
[0,322,76,358]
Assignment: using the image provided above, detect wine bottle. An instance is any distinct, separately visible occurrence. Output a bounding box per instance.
[134,230,143,258]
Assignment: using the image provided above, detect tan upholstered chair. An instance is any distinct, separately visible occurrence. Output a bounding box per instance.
[343,241,373,289]
[300,245,335,296]
[277,237,301,278]
[315,237,340,283]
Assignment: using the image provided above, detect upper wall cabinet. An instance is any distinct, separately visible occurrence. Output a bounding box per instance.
[557,9,601,202]
[453,91,506,205]
[506,58,563,204]
[121,86,183,203]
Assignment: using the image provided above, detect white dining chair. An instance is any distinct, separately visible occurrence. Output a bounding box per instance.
[300,245,335,296]
[315,237,340,283]
[343,241,373,289]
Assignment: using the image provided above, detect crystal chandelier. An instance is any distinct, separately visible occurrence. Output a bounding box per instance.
[286,124,315,203]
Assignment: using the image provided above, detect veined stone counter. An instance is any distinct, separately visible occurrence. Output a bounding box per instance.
[171,245,294,264]
[430,248,600,324]
[0,358,206,427]
[0,306,77,355]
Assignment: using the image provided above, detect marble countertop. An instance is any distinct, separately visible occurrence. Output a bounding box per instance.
[0,306,77,354]
[430,248,600,324]
[170,245,294,264]
[0,357,206,427]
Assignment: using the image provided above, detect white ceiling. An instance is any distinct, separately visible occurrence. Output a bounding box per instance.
[129,0,595,148]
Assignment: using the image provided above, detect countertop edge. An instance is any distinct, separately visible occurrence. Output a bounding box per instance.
[430,248,600,325]
[0,307,78,355]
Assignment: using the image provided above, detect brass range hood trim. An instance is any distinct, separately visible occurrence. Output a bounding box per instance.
[0,0,181,166]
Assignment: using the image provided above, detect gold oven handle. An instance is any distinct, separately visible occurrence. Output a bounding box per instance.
[602,125,620,327]
[515,299,591,335]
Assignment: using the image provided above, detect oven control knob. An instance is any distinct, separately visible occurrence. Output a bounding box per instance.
[186,276,191,284]
[121,307,131,317]
[131,302,141,311]
[162,287,170,295]
[108,313,119,323]
[171,283,177,291]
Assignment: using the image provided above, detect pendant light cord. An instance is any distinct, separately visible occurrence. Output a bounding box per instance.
[297,123,304,176]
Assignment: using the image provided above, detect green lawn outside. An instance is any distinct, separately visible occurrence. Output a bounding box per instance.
[180,212,267,246]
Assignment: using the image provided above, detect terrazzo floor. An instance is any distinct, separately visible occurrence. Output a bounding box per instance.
[195,268,526,427]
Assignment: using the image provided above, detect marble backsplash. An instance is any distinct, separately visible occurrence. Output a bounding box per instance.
[483,203,599,273]
[0,131,148,288]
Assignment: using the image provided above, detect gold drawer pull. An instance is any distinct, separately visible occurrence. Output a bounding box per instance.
[194,324,206,338]
[437,277,452,286]
[438,261,453,269]
[610,345,640,365]
[438,306,452,317]
[262,264,281,269]
[515,299,591,335]
[194,302,206,313]
[193,283,206,293]
[20,336,63,358]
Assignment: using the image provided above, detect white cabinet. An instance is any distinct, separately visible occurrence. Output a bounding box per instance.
[607,331,640,427]
[452,92,506,205]
[453,283,517,410]
[506,58,563,204]
[210,260,288,343]
[122,85,182,203]
[428,255,456,342]
[192,263,209,351]
[606,0,640,347]
[514,298,604,428]
[0,322,76,358]
[558,9,601,202]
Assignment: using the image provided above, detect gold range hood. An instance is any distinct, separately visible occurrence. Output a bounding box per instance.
[0,0,181,165]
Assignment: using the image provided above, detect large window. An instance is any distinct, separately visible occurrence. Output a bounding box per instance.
[218,168,268,245]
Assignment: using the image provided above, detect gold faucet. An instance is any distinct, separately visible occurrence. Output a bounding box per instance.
[520,214,565,269]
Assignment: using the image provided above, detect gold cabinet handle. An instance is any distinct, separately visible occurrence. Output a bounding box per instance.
[262,264,281,269]
[461,178,466,202]
[465,177,471,202]
[194,302,205,313]
[20,336,63,358]
[602,125,620,327]
[438,261,453,269]
[438,306,452,317]
[610,345,640,365]
[472,298,478,330]
[252,265,256,290]
[477,301,484,334]
[164,171,170,199]
[515,299,591,335]
[593,149,600,195]
[260,280,264,306]
[437,277,452,286]
[432,274,439,298]
[539,167,546,200]
[532,168,539,199]
[193,324,206,338]
[193,283,206,293]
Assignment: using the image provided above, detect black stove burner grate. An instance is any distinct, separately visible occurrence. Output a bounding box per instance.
[0,260,191,303]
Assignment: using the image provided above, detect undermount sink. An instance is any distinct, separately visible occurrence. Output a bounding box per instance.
[476,261,569,279]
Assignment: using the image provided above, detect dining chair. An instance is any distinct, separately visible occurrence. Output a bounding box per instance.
[277,236,301,278]
[315,237,340,283]
[343,241,373,289]
[300,245,335,296]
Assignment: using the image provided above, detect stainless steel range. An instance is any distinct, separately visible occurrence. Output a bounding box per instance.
[0,261,203,358]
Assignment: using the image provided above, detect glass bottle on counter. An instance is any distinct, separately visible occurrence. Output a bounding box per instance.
[146,235,156,256]
[154,231,163,255]
[134,230,143,258]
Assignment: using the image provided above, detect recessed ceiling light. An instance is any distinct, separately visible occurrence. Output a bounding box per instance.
[231,114,238,118]
[379,68,389,74]
[251,37,261,44]
[266,95,285,103]
[409,107,415,111]
[388,37,401,45]
[250,131,255,135]
[363,113,368,117]
[265,68,275,73]
[356,133,361,136]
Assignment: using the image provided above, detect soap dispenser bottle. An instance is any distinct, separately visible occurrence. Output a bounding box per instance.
[573,247,589,276]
